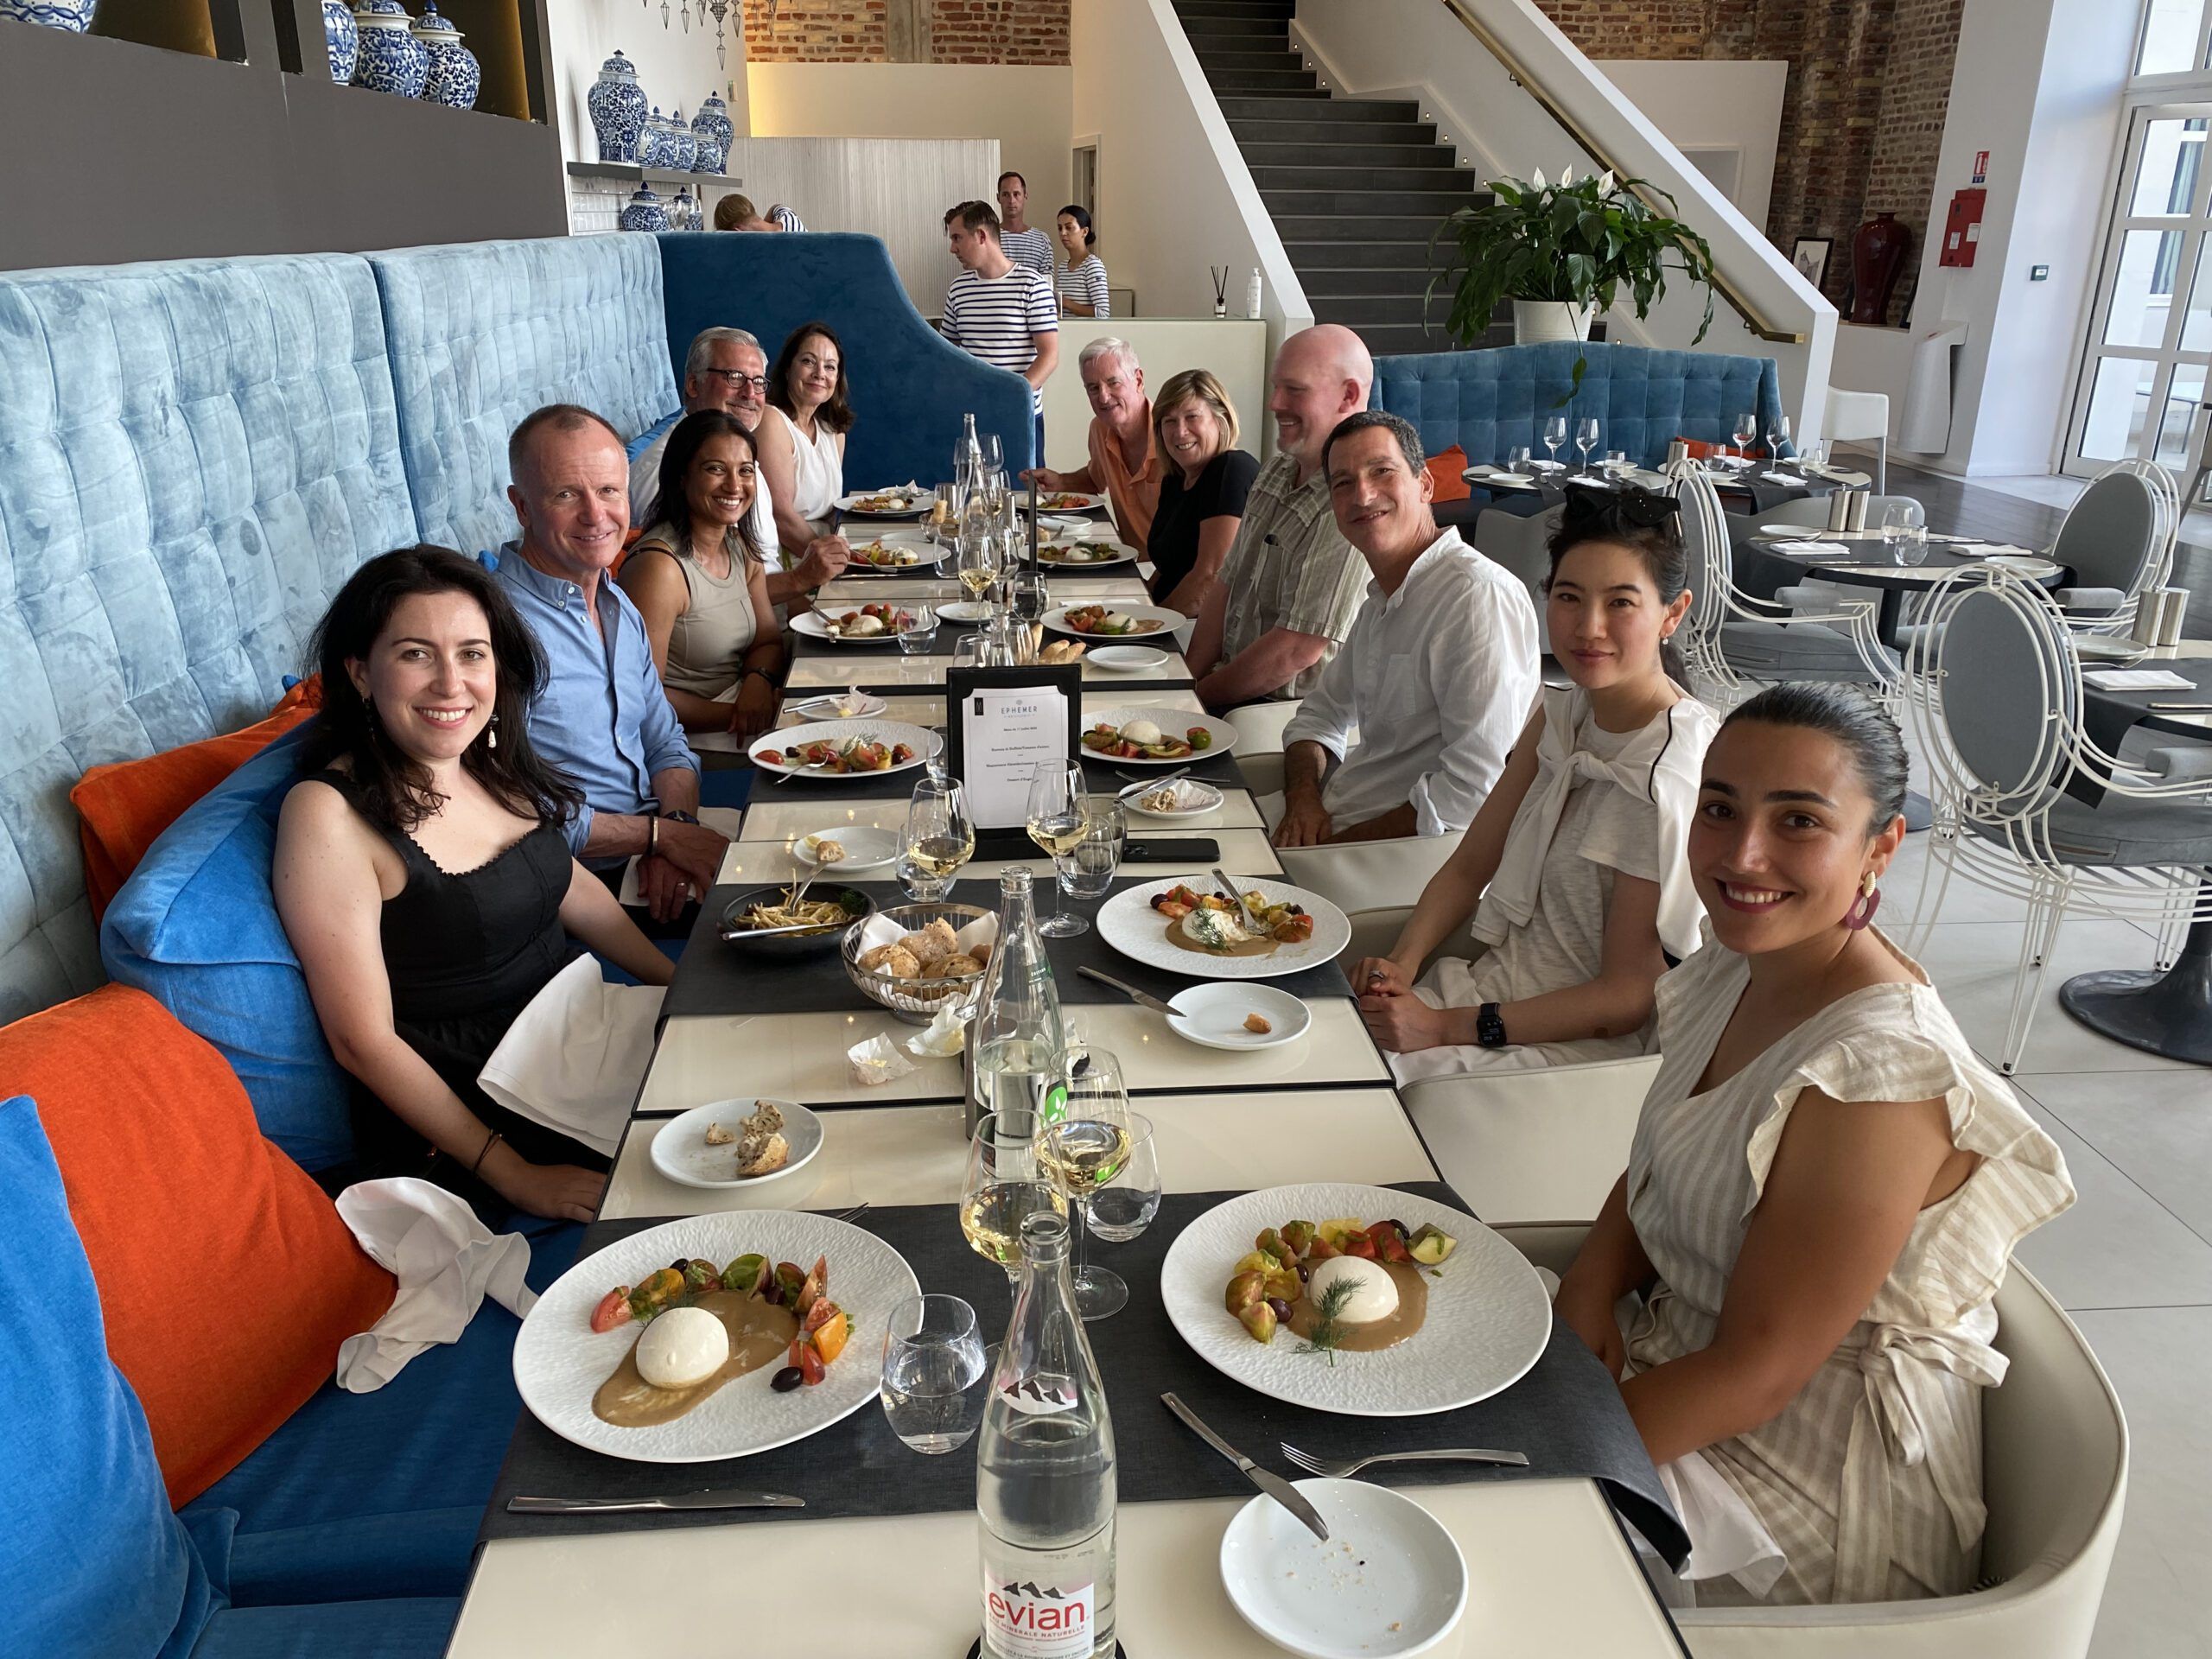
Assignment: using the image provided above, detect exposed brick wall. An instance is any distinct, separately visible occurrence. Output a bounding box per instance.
[744,0,1068,65]
[1536,0,1961,326]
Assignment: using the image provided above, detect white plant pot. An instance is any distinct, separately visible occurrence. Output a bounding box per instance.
[1512,300,1594,344]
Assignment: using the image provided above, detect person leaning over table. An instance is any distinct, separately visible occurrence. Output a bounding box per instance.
[274,547,675,1226]
[631,327,849,600]
[1020,335,1160,550]
[491,404,728,931]
[1558,683,2074,1606]
[1186,323,1374,710]
[619,410,785,738]
[755,320,851,554]
[1353,485,1717,1079]
[941,199,1058,461]
[1143,367,1258,617]
[1268,410,1539,848]
[1053,204,1110,318]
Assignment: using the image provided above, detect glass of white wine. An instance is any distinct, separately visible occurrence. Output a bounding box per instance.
[957,518,998,607]
[1040,1047,1135,1320]
[1024,760,1089,938]
[899,769,974,903]
[961,1109,1069,1299]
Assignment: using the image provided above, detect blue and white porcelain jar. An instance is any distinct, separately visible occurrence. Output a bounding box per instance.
[587,51,647,164]
[351,0,426,98]
[321,0,357,81]
[411,5,478,109]
[637,105,667,169]
[690,94,733,175]
[619,184,671,235]
[0,0,98,31]
[665,107,697,175]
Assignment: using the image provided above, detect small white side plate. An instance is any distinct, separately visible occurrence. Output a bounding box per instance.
[793,826,899,871]
[1088,645,1169,673]
[937,601,992,624]
[1124,779,1225,820]
[1167,982,1312,1050]
[649,1098,824,1192]
[1220,1478,1469,1659]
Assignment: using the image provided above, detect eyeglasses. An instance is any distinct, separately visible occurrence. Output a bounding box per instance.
[701,370,770,392]
[1562,481,1679,530]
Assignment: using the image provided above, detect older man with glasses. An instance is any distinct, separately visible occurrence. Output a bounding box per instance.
[631,327,849,601]
[1020,336,1161,551]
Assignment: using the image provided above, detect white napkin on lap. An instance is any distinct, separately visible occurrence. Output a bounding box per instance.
[477,956,664,1158]
[334,1178,536,1392]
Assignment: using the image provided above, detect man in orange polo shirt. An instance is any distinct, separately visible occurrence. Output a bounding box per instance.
[1021,336,1161,550]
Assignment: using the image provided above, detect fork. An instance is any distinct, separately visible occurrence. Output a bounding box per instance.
[1279,1442,1529,1478]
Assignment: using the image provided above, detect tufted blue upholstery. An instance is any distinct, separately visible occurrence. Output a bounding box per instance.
[657,231,1038,484]
[1373,341,1787,470]
[0,254,414,1026]
[369,235,677,557]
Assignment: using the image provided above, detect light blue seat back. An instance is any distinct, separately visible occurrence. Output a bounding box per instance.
[369,234,679,556]
[0,253,413,1024]
[1373,341,1787,469]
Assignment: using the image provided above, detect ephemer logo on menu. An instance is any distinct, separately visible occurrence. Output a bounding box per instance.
[982,1575,1096,1659]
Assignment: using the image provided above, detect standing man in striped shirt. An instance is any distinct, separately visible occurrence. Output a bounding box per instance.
[942,200,1059,467]
[995,171,1054,276]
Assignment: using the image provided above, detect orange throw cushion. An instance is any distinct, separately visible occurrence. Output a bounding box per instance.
[0,985,396,1505]
[1424,445,1472,503]
[72,681,322,922]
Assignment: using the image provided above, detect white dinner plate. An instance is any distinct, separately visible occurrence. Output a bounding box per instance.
[790,606,923,645]
[1038,542,1138,569]
[749,719,940,780]
[1087,645,1170,674]
[1042,602,1182,642]
[937,600,992,624]
[1081,706,1238,766]
[835,489,927,517]
[512,1209,918,1464]
[1166,982,1312,1050]
[1015,489,1109,512]
[1221,1478,1468,1659]
[2075,637,2148,665]
[783,690,889,721]
[1161,1182,1550,1416]
[792,825,899,871]
[1097,876,1350,982]
[1986,554,2063,579]
[1758,523,1845,538]
[1464,468,1535,489]
[650,1098,824,1192]
[1122,778,1224,819]
[842,537,950,574]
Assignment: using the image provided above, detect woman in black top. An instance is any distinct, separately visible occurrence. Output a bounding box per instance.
[273,547,675,1223]
[1144,368,1259,614]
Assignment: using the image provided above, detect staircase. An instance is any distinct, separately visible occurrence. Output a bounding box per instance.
[1174,0,1510,355]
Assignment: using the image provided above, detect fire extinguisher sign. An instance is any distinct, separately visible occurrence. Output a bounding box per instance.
[1972,150,1988,185]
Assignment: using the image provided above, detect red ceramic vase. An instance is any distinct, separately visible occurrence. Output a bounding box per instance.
[1851,212,1912,325]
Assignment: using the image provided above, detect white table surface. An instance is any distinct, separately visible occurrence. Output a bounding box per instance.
[787,648,1194,691]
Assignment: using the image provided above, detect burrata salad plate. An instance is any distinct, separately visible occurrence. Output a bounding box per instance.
[1078,707,1236,765]
[1160,1183,1549,1416]
[513,1210,918,1463]
[1096,876,1350,982]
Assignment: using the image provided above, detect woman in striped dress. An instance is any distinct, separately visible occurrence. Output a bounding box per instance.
[1556,683,2074,1605]
[1055,206,1110,319]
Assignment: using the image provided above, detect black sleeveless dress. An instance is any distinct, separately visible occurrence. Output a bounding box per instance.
[301,771,607,1205]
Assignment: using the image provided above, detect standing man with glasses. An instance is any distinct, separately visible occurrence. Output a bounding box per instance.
[995,171,1053,277]
[942,200,1058,467]
[632,327,849,601]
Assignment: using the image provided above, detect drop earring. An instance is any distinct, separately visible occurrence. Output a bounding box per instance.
[1843,870,1881,931]
[487,714,499,751]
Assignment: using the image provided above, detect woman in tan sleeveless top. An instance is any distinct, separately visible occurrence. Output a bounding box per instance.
[619,410,786,736]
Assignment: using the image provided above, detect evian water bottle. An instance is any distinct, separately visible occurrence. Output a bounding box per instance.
[977,1210,1116,1658]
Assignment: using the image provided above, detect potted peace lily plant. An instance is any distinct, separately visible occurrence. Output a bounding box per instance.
[1428,166,1718,380]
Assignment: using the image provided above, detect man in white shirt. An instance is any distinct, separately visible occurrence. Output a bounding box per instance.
[995,171,1054,276]
[1274,410,1540,847]
[631,327,848,601]
[941,200,1059,464]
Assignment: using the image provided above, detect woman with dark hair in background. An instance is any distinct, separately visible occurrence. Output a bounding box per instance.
[1355,486,1713,1078]
[1558,682,2073,1605]
[273,547,674,1224]
[1053,205,1109,318]
[755,321,852,556]
[620,410,785,735]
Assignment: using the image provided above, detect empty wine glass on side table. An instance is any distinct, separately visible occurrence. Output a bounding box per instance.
[1041,1046,1136,1320]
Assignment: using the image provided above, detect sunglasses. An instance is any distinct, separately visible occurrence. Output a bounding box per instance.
[1562,481,1680,530]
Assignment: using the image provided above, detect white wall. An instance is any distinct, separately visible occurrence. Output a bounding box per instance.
[1593,60,1786,232]
[547,0,748,166]
[1039,319,1270,471]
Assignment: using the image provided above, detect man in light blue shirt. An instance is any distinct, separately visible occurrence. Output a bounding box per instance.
[491,404,728,924]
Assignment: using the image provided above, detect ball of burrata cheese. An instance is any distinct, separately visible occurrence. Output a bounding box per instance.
[1121,716,1164,746]
[635,1305,730,1389]
[1305,1255,1399,1324]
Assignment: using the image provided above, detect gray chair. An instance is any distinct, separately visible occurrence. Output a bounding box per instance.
[2045,461,2171,627]
[1470,505,1560,653]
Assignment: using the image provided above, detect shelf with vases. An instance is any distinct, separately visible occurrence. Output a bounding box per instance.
[567,160,744,191]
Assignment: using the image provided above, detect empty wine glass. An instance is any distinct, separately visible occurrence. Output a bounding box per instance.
[1541,416,1568,469]
[899,768,972,901]
[1084,1111,1160,1244]
[880,1294,988,1455]
[1042,1046,1135,1319]
[1878,499,1928,566]
[1025,760,1088,938]
[1574,417,1599,472]
[1732,411,1758,460]
[1765,413,1793,464]
[1056,795,1125,912]
[898,603,938,657]
[960,1110,1066,1298]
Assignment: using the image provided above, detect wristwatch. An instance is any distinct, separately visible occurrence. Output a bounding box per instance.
[1475,1002,1510,1049]
[661,810,702,826]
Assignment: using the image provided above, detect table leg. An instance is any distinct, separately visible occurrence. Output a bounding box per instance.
[2058,909,2212,1065]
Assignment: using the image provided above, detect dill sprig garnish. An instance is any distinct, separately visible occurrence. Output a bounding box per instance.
[1298,1277,1361,1367]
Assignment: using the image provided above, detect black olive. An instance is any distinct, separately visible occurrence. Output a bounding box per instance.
[1267,1297,1294,1323]
[771,1366,804,1393]
[763,1279,784,1305]
[1296,1262,1311,1281]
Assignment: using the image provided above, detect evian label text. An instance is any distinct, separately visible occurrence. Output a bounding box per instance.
[982,1573,1095,1659]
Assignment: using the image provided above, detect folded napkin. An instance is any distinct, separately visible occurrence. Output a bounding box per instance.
[1760,469,1806,485]
[477,955,664,1159]
[334,1178,536,1392]
[1567,474,1611,487]
[2085,668,2195,690]
[1766,539,1853,558]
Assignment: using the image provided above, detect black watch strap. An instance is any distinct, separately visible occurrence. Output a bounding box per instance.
[1476,1002,1510,1049]
[661,809,701,826]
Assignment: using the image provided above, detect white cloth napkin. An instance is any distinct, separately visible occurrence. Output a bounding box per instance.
[1567,473,1611,487]
[1760,469,1805,485]
[477,955,664,1159]
[1767,539,1853,558]
[333,1178,536,1393]
[1655,1452,1789,1596]
[2085,668,2194,690]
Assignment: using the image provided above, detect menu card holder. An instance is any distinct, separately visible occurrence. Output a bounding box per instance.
[946,664,1084,857]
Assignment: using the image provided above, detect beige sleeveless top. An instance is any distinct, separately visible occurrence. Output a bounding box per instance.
[632,525,760,697]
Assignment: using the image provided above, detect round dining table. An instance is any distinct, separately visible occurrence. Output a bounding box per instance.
[1735,532,2072,652]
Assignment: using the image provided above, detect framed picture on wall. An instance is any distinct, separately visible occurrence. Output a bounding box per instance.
[1790,237,1833,289]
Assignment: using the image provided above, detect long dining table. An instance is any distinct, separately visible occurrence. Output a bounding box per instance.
[446,531,1693,1658]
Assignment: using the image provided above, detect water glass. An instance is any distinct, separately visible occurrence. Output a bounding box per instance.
[1057,796,1126,906]
[880,1294,989,1454]
[898,603,938,656]
[1878,499,1928,566]
[1085,1112,1160,1243]
[1506,445,1533,474]
[1805,439,1832,472]
[1604,449,1629,474]
[1006,568,1052,630]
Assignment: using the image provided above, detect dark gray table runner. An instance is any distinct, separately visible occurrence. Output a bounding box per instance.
[480,1185,1688,1569]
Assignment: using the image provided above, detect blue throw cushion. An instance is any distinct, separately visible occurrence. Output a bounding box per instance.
[99,724,353,1171]
[182,1217,583,1606]
[190,1598,461,1659]
[0,1093,218,1658]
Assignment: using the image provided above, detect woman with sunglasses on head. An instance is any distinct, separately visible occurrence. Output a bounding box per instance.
[1354,486,1715,1079]
[1556,683,2073,1605]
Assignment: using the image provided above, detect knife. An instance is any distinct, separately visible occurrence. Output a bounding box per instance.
[1118,765,1193,799]
[1077,965,1179,1019]
[1160,1392,1329,1541]
[507,1491,804,1516]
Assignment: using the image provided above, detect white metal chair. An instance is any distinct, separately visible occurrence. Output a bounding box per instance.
[2045,459,2176,635]
[1824,386,1891,493]
[1903,564,2212,1070]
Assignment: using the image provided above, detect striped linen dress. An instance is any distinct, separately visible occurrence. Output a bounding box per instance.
[1621,927,2075,1605]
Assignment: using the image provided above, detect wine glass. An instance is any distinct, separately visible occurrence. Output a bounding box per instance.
[1805,438,1832,473]
[1041,1046,1135,1320]
[1006,569,1052,657]
[978,433,1004,477]
[1574,417,1599,473]
[1604,448,1628,474]
[1765,414,1793,465]
[1732,411,1758,461]
[897,603,938,657]
[1878,499,1928,566]
[931,482,961,543]
[1506,444,1533,475]
[1085,1112,1160,1244]
[1025,760,1088,938]
[1541,416,1567,469]
[879,1294,988,1454]
[960,1110,1068,1301]
[956,521,999,608]
[899,769,973,902]
[982,465,1010,531]
[1056,795,1125,916]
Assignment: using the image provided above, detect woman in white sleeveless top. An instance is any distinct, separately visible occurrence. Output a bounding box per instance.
[1557,683,2074,1605]
[1355,488,1715,1080]
[755,321,851,559]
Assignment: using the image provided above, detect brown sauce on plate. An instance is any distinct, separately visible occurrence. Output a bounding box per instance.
[1285,1260,1429,1353]
[592,1292,799,1428]
[1164,919,1280,960]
